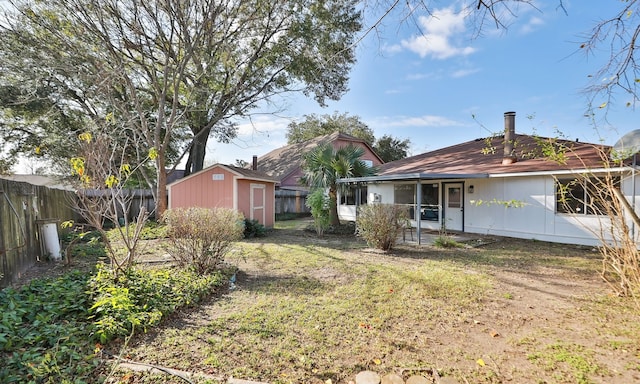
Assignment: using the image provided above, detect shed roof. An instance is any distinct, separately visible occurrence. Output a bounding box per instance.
[167,163,277,188]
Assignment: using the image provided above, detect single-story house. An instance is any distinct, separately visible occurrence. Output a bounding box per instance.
[253,131,385,214]
[167,164,277,227]
[338,112,640,247]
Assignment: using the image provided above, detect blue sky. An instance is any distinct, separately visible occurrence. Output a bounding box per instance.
[204,1,639,166]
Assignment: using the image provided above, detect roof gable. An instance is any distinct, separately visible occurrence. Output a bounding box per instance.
[256,132,383,182]
[167,163,277,188]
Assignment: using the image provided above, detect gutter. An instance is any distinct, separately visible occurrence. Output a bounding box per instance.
[339,166,635,184]
[338,173,490,184]
[488,166,634,178]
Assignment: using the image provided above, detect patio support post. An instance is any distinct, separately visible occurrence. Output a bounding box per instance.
[416,180,422,245]
[355,183,361,219]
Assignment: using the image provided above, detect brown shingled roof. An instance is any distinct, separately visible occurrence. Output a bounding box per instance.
[223,164,278,182]
[256,132,382,182]
[167,163,277,187]
[379,134,611,177]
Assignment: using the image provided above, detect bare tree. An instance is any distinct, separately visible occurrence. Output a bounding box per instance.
[579,0,640,111]
[69,131,152,278]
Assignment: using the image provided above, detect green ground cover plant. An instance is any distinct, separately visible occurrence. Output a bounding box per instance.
[88,264,226,343]
[1,221,235,383]
[0,271,97,383]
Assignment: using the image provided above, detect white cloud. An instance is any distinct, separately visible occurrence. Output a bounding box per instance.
[235,115,289,137]
[406,73,430,81]
[375,115,461,128]
[519,16,544,34]
[451,67,481,78]
[400,7,476,60]
[382,43,403,55]
[202,115,290,165]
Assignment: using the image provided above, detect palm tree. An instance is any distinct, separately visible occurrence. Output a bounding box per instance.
[301,144,378,226]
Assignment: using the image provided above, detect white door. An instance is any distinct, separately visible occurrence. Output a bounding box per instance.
[444,183,463,231]
[250,184,265,224]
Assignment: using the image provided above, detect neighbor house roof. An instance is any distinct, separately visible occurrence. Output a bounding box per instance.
[341,134,621,183]
[255,132,384,184]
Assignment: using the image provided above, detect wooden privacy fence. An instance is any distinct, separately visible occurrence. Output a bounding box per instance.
[275,189,309,215]
[0,178,78,288]
[80,188,156,222]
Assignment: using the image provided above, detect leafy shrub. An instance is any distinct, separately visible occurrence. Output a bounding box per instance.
[306,188,331,236]
[66,237,107,259]
[433,235,464,248]
[163,207,245,273]
[356,204,408,251]
[244,218,266,238]
[0,271,99,383]
[60,228,102,244]
[88,263,226,343]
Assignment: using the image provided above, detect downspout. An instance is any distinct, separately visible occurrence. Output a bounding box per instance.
[355,183,361,220]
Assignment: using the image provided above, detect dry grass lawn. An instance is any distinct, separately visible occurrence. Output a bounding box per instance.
[107,221,640,384]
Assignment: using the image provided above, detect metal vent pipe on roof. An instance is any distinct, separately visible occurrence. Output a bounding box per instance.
[252,155,258,170]
[502,111,517,165]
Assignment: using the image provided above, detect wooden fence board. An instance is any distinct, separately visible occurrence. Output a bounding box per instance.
[0,178,77,288]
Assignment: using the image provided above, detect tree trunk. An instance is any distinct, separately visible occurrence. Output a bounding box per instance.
[329,187,340,226]
[155,156,168,219]
[186,126,211,175]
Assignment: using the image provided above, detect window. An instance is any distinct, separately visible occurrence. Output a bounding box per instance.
[340,185,368,205]
[362,159,374,167]
[394,184,415,205]
[394,183,440,221]
[556,177,619,215]
[421,184,439,221]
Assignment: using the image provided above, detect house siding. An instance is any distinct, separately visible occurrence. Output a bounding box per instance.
[356,172,640,247]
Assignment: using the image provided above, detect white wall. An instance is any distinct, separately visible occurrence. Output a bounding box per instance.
[344,171,640,247]
[466,174,640,246]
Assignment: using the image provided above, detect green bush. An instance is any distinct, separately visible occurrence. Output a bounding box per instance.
[306,188,331,236]
[87,263,226,343]
[433,235,464,248]
[356,204,408,251]
[244,218,266,238]
[163,207,245,273]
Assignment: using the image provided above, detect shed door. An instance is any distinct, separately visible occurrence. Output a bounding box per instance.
[250,183,266,224]
[444,183,463,231]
